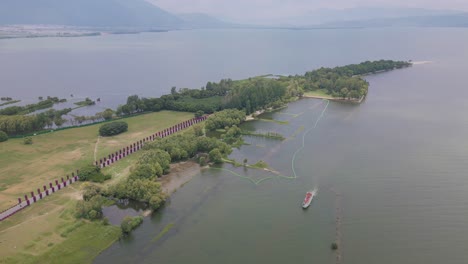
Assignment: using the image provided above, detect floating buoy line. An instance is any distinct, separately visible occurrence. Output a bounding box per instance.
[209,99,330,185]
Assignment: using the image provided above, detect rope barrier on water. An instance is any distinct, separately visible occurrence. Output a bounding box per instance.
[289,99,330,180]
[210,99,330,185]
[330,187,343,264]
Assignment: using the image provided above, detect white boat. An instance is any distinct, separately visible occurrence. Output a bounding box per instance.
[302,189,317,209]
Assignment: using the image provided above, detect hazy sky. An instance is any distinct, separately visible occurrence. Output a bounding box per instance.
[149,0,468,23]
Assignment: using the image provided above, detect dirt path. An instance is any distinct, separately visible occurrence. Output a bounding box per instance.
[94,136,100,162]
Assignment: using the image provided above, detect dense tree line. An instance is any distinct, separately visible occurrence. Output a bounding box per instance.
[2,60,408,136]
[105,125,233,211]
[115,60,410,117]
[301,60,412,99]
[205,109,246,131]
[224,78,288,114]
[0,108,72,135]
[115,78,292,116]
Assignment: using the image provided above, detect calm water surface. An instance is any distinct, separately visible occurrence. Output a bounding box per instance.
[2,28,468,263]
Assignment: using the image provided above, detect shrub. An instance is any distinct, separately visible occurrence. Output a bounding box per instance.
[0,131,8,142]
[195,110,204,118]
[79,165,111,183]
[82,184,102,201]
[102,217,110,226]
[209,148,223,164]
[121,216,143,234]
[75,195,103,220]
[23,137,33,145]
[198,156,207,166]
[99,121,128,137]
[331,242,338,250]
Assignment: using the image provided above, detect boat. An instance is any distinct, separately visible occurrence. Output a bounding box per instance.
[302,189,317,209]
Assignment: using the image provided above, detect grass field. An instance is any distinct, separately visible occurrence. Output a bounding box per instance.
[303,89,334,99]
[0,110,193,263]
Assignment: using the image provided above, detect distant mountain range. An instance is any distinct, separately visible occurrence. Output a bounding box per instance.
[280,7,464,26]
[0,0,185,28]
[177,13,234,29]
[320,13,468,28]
[0,1,467,29]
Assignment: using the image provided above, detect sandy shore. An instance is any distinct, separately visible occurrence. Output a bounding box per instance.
[158,161,201,195]
[302,94,364,103]
[412,61,433,65]
[302,94,334,100]
[246,110,266,121]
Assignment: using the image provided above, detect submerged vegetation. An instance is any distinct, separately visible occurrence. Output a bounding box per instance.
[0,99,20,107]
[121,216,143,234]
[241,130,285,140]
[74,97,95,106]
[0,96,65,116]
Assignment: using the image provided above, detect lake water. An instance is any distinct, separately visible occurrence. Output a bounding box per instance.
[2,28,468,263]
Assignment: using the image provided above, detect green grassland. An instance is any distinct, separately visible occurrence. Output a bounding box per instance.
[0,111,193,263]
[303,89,334,99]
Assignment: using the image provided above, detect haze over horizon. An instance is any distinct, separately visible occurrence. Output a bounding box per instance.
[148,0,468,25]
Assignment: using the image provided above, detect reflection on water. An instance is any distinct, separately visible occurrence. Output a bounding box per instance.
[102,200,148,226]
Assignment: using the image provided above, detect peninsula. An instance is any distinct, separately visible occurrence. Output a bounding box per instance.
[0,60,411,263]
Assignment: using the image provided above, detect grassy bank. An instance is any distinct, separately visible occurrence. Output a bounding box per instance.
[0,110,193,263]
[303,89,334,99]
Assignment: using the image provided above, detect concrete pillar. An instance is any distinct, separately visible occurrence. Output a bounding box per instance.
[18,198,22,204]
[25,195,30,206]
[31,192,36,202]
[38,188,42,199]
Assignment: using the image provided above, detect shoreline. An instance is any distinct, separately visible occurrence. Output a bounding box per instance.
[302,94,365,103]
[159,161,201,195]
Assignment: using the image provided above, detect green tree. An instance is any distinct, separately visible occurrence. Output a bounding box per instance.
[195,110,204,118]
[75,195,103,220]
[192,124,204,137]
[199,156,207,166]
[121,216,143,234]
[54,117,66,128]
[137,149,171,175]
[209,148,223,164]
[82,184,102,201]
[101,109,114,120]
[0,131,8,142]
[340,88,349,99]
[149,195,164,210]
